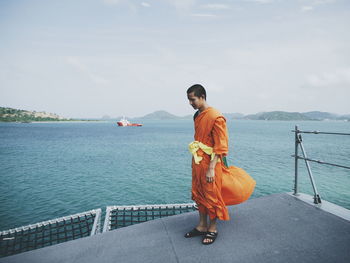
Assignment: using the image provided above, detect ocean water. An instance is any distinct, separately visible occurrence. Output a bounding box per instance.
[0,120,349,231]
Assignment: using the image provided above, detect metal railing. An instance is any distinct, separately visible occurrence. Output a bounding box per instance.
[103,203,197,232]
[0,201,198,257]
[0,209,101,258]
[291,125,350,204]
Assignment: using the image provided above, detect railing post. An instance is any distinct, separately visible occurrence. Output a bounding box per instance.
[298,140,322,204]
[90,209,102,235]
[294,125,299,196]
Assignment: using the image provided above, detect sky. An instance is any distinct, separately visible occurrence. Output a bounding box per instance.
[0,0,349,118]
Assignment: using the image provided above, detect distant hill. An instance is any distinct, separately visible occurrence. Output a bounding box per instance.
[0,107,70,122]
[137,111,246,120]
[4,107,347,122]
[223,113,245,119]
[302,111,339,120]
[337,114,350,121]
[244,111,313,121]
[135,110,349,121]
[138,110,180,120]
[182,114,193,120]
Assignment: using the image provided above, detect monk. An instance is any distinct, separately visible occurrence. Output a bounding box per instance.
[184,84,256,245]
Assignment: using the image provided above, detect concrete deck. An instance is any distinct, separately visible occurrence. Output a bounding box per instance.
[1,193,350,263]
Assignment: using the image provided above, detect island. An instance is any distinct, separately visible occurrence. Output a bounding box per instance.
[2,107,349,122]
[0,107,72,122]
[134,110,350,121]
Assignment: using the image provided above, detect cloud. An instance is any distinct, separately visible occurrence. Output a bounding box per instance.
[191,13,216,17]
[103,0,196,12]
[244,0,274,4]
[141,2,150,7]
[301,6,313,12]
[200,4,230,10]
[103,0,124,5]
[301,0,336,4]
[66,56,87,72]
[65,56,108,85]
[166,0,196,11]
[299,0,336,11]
[306,68,350,87]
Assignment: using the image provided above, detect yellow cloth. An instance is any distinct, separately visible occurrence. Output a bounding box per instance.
[188,141,216,164]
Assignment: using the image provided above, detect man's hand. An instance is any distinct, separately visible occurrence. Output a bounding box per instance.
[206,153,218,183]
[206,168,215,183]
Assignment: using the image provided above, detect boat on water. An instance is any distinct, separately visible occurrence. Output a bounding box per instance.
[117,117,142,127]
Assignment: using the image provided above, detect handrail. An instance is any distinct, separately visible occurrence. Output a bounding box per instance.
[291,130,350,136]
[291,125,350,204]
[291,155,350,170]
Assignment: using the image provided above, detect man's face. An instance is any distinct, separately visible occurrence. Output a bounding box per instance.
[187,92,204,110]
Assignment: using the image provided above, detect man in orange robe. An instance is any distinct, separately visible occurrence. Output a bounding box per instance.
[184,84,256,245]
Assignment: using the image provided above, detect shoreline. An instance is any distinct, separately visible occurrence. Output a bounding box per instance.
[0,120,108,123]
[0,119,349,123]
[30,120,108,123]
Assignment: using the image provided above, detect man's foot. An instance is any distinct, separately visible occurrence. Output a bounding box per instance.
[184,226,207,238]
[202,231,218,245]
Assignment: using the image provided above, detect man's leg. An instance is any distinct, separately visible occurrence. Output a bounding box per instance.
[197,204,208,231]
[185,205,208,237]
[207,217,217,232]
[197,211,208,231]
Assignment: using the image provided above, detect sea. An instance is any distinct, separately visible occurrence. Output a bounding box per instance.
[0,119,349,231]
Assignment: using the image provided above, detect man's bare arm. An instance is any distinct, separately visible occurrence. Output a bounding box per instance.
[206,154,219,182]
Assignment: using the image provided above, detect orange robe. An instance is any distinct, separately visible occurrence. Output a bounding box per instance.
[191,107,256,221]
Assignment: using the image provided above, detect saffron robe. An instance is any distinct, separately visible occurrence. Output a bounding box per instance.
[191,107,256,220]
